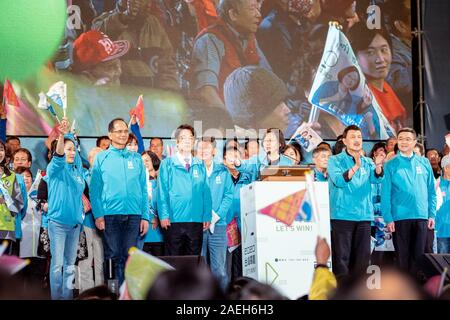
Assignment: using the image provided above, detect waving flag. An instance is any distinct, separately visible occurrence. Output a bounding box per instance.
[129,95,145,128]
[309,24,394,139]
[2,79,19,109]
[37,81,67,120]
[28,170,42,202]
[123,247,174,300]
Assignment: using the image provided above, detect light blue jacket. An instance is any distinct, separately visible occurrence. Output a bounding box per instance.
[328,151,384,221]
[381,153,436,223]
[237,153,294,181]
[206,162,234,226]
[46,136,85,226]
[90,145,150,221]
[314,168,328,182]
[143,179,163,243]
[157,155,212,223]
[436,178,450,238]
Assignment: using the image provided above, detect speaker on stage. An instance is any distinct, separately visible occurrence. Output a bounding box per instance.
[158,255,206,269]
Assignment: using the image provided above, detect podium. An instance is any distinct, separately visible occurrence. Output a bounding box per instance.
[240,181,331,300]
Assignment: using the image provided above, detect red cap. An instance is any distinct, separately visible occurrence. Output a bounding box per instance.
[73,30,130,70]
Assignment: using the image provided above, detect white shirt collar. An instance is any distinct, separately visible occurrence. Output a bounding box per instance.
[206,161,214,177]
[177,152,192,166]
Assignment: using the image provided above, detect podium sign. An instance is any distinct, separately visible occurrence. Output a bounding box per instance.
[241,181,331,299]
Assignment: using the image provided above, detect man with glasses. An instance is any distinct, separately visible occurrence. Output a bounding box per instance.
[381,128,437,276]
[90,118,150,285]
[157,124,212,256]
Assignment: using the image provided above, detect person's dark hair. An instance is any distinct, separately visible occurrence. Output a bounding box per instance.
[332,140,346,155]
[415,143,425,156]
[283,143,302,164]
[75,285,117,300]
[317,141,332,150]
[313,146,332,157]
[108,118,127,133]
[174,124,195,140]
[394,143,399,154]
[198,136,217,148]
[146,265,225,300]
[6,136,20,144]
[337,66,360,91]
[50,139,58,157]
[336,134,344,142]
[397,127,417,139]
[343,125,361,138]
[218,0,246,23]
[12,148,33,164]
[425,148,440,157]
[347,22,392,54]
[0,140,11,176]
[226,276,259,300]
[233,280,287,300]
[223,145,240,159]
[225,137,240,149]
[127,133,138,145]
[14,166,33,178]
[96,136,110,147]
[142,150,161,171]
[369,142,387,159]
[263,128,286,152]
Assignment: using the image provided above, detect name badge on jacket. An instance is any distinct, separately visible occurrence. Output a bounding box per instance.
[416,166,423,174]
[215,176,222,184]
[128,161,134,169]
[193,169,199,178]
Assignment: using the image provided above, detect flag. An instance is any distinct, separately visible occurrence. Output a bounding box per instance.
[123,247,174,300]
[308,25,394,139]
[290,122,323,152]
[129,95,145,128]
[0,255,30,275]
[2,79,19,109]
[28,170,42,202]
[259,189,307,226]
[37,81,67,119]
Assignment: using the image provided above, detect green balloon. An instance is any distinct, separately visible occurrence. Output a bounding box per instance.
[0,0,66,81]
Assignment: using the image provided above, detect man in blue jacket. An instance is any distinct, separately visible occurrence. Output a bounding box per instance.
[90,118,150,285]
[158,124,212,256]
[196,136,233,289]
[381,128,437,275]
[328,125,384,277]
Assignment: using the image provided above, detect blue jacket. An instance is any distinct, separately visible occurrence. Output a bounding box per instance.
[437,178,450,238]
[227,172,253,229]
[157,155,212,223]
[206,162,234,226]
[314,168,328,182]
[328,151,383,221]
[237,154,293,182]
[90,145,150,221]
[381,153,436,223]
[143,179,163,243]
[46,136,85,226]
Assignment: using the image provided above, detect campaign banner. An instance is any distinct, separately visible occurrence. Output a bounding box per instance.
[309,25,395,140]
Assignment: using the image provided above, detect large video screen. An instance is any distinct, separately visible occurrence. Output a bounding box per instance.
[6,0,412,140]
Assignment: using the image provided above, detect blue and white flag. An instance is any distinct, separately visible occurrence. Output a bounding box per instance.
[309,25,394,139]
[28,170,42,203]
[37,81,67,119]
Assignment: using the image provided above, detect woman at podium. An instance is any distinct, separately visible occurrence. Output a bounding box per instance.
[232,128,294,181]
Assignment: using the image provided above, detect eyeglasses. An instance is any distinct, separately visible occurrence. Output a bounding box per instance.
[112,130,129,134]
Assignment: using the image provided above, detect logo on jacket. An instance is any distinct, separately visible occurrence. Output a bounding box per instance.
[215,176,222,184]
[128,161,134,170]
[416,166,423,174]
[360,167,367,175]
[193,169,199,178]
